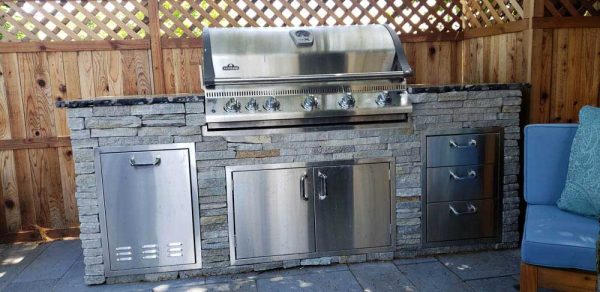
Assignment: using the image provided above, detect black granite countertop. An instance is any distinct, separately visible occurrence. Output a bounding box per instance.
[408,83,529,94]
[55,94,204,108]
[55,83,529,108]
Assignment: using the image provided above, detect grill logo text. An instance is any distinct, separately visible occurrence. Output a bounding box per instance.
[222,63,240,71]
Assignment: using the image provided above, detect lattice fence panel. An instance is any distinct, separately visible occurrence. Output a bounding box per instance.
[543,0,600,16]
[0,0,465,42]
[157,0,463,38]
[461,0,525,28]
[0,0,149,42]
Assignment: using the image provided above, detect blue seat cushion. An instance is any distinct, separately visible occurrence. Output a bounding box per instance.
[521,205,598,271]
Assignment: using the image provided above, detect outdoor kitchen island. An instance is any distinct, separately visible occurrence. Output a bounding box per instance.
[57,83,524,285]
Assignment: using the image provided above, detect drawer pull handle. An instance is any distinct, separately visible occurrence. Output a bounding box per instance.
[317,171,328,200]
[449,203,478,216]
[130,156,161,167]
[449,170,477,180]
[300,173,309,201]
[449,139,477,148]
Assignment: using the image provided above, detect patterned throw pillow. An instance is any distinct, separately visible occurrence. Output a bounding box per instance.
[557,106,600,218]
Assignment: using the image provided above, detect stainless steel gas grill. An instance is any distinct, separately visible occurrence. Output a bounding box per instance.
[201,25,413,131]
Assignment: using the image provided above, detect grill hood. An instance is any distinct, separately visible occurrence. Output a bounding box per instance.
[202,24,412,89]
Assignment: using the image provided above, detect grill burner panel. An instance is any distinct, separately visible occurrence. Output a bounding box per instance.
[205,91,411,124]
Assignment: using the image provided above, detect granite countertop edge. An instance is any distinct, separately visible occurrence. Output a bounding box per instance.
[56,83,530,108]
[55,94,204,108]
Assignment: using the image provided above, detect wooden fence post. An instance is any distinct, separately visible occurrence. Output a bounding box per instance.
[148,0,165,94]
[526,0,552,123]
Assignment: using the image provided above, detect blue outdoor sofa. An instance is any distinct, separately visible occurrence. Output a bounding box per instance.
[521,124,598,291]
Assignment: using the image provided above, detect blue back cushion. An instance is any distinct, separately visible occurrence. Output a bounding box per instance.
[557,106,600,217]
[524,124,577,205]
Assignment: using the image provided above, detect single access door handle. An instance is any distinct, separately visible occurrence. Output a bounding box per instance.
[300,173,309,201]
[318,171,328,200]
[130,156,161,166]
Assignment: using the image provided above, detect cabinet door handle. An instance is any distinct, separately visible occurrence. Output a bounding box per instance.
[129,156,161,166]
[449,139,477,148]
[300,173,309,201]
[449,203,478,216]
[449,170,477,180]
[318,171,328,200]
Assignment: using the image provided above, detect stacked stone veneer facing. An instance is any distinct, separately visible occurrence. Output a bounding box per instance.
[66,88,522,284]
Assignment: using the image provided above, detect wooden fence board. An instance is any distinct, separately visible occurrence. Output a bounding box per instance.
[77,51,95,99]
[63,52,83,102]
[163,48,203,94]
[0,57,22,233]
[462,32,527,84]
[0,151,21,232]
[20,53,57,138]
[27,148,65,229]
[57,146,77,227]
[551,29,570,122]
[47,52,69,137]
[14,149,36,230]
[528,29,553,123]
[121,50,152,95]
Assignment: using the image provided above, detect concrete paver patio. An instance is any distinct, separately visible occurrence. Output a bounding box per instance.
[0,239,521,291]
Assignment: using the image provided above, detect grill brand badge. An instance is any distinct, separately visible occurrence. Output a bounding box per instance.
[222,63,240,71]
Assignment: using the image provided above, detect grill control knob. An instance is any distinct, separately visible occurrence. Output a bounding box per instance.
[246,97,259,112]
[224,98,241,113]
[376,91,392,106]
[339,92,355,109]
[264,96,280,111]
[302,95,318,111]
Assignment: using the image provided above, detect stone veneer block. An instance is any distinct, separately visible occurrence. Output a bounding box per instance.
[85,116,142,129]
[61,87,524,285]
[131,103,185,115]
[235,149,280,159]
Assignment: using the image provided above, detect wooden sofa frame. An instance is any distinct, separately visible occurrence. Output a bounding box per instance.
[520,263,597,292]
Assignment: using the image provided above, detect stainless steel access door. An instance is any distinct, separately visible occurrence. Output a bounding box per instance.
[231,167,315,259]
[100,148,197,272]
[313,163,392,252]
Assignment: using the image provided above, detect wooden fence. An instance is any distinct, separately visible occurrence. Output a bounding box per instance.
[0,0,598,241]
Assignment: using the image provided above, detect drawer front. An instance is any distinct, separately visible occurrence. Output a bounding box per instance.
[426,164,497,202]
[426,199,496,242]
[427,133,498,167]
[100,149,197,271]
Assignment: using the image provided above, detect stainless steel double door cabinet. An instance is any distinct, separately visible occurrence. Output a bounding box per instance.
[227,159,394,265]
[95,144,202,276]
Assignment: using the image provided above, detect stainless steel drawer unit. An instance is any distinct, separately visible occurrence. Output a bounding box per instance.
[226,158,395,265]
[422,128,503,247]
[95,144,201,276]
